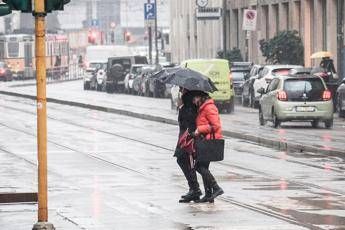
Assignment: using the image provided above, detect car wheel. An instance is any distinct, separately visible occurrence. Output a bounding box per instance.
[311,120,319,128]
[324,119,333,129]
[226,97,235,114]
[338,96,345,118]
[248,91,253,107]
[259,108,266,126]
[340,109,345,118]
[273,113,280,128]
[84,82,90,90]
[241,94,248,107]
[106,84,114,93]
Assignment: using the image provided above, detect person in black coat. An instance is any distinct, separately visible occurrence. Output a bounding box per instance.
[174,88,201,203]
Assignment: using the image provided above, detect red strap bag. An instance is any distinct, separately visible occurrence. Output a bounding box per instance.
[178,130,195,155]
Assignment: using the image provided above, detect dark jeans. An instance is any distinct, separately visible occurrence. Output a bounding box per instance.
[195,161,216,190]
[177,153,199,191]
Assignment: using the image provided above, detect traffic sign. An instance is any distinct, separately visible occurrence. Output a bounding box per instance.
[144,3,156,20]
[242,9,257,31]
[91,19,99,27]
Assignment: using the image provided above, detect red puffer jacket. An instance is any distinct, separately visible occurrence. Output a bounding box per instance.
[196,99,223,139]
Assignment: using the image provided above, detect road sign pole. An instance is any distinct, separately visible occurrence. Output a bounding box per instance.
[154,0,159,65]
[32,0,54,229]
[147,0,153,64]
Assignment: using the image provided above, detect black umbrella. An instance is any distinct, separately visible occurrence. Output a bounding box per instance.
[154,67,180,81]
[160,67,218,93]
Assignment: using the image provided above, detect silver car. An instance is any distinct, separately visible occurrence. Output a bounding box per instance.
[258,74,334,128]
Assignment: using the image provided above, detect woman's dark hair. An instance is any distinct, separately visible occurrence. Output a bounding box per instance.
[192,91,210,105]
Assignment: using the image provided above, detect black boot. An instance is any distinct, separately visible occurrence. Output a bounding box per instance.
[195,187,214,203]
[181,188,201,198]
[181,189,193,199]
[210,183,224,200]
[179,189,202,203]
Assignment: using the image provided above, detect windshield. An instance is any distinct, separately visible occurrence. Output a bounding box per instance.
[131,66,142,74]
[231,71,247,81]
[284,78,325,101]
[272,68,292,76]
[89,63,107,69]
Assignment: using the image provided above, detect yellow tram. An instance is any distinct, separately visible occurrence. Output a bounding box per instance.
[0,34,69,79]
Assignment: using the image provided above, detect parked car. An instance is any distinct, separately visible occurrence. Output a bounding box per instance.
[106,55,148,93]
[180,59,235,113]
[336,78,345,118]
[253,65,303,108]
[83,61,106,90]
[242,64,263,107]
[141,65,158,97]
[95,68,107,91]
[124,64,144,94]
[132,65,156,96]
[0,61,13,81]
[258,73,334,129]
[231,62,251,100]
[170,85,180,110]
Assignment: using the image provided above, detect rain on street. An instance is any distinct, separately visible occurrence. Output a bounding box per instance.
[1,88,345,229]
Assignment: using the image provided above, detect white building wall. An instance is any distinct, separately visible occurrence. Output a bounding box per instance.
[170,0,224,64]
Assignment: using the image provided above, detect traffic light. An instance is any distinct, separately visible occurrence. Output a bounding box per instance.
[0,4,11,16]
[124,31,131,42]
[88,30,98,44]
[45,0,70,12]
[3,0,32,12]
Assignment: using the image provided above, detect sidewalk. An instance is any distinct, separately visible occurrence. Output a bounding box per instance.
[0,80,344,155]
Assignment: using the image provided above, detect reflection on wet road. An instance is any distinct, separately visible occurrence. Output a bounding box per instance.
[0,94,344,229]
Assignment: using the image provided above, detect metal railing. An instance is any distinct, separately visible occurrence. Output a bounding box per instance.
[46,64,84,82]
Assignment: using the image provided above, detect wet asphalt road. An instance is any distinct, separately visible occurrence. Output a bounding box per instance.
[0,94,345,230]
[1,80,344,153]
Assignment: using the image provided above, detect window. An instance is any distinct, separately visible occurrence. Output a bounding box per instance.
[284,78,325,101]
[267,78,280,92]
[8,42,19,58]
[0,43,5,59]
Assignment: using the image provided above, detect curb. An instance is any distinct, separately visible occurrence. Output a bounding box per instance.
[9,78,83,88]
[1,90,344,156]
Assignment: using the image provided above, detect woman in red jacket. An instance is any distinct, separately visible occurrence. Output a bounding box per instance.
[192,91,224,203]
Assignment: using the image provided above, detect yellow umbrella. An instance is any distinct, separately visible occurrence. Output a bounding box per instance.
[310,51,332,59]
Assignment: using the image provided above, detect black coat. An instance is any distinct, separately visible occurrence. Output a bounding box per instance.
[174,92,197,157]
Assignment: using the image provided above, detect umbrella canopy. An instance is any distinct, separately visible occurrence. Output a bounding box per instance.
[310,51,332,59]
[153,67,180,80]
[161,67,218,93]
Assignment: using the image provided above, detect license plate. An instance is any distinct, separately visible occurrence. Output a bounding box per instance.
[296,106,315,112]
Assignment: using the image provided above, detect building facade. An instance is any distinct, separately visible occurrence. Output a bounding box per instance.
[170,0,345,75]
[170,0,225,63]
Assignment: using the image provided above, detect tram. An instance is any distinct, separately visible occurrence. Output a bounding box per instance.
[0,34,69,79]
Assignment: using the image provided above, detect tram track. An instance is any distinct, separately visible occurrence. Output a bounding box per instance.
[0,122,326,230]
[0,100,343,229]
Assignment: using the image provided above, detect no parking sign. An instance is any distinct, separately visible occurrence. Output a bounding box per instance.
[242,9,257,31]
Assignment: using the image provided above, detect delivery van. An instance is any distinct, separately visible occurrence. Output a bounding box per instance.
[181,59,235,113]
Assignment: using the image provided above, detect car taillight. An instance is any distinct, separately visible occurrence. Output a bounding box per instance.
[0,68,5,74]
[322,90,332,101]
[277,91,287,101]
[229,73,233,89]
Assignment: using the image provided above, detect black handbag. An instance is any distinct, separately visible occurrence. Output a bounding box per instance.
[195,132,224,162]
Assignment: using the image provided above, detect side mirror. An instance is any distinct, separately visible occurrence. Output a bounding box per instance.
[257,88,266,95]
